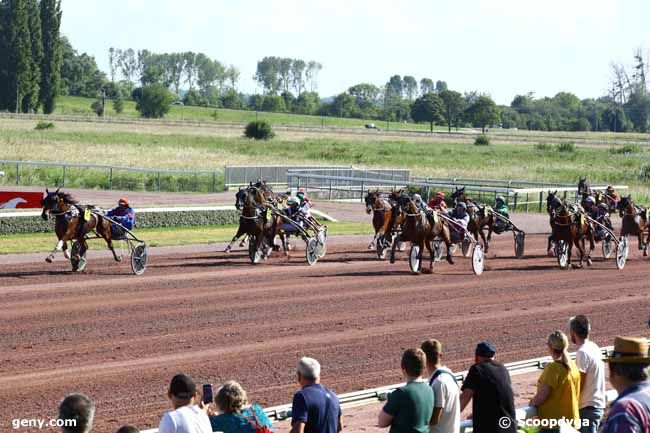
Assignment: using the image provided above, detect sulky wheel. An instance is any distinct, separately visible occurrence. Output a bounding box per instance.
[461,237,472,258]
[471,244,485,275]
[602,237,613,259]
[306,238,319,266]
[409,244,421,274]
[433,240,443,262]
[316,229,327,258]
[514,231,526,259]
[616,236,628,270]
[130,243,148,275]
[556,240,569,269]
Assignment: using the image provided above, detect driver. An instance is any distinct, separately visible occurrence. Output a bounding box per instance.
[605,185,620,210]
[583,195,597,218]
[493,195,511,234]
[447,202,469,244]
[106,198,135,238]
[282,196,308,233]
[428,191,448,211]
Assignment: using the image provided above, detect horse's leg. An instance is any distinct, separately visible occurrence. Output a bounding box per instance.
[479,227,488,253]
[238,234,247,248]
[369,231,379,250]
[104,227,121,263]
[225,227,245,253]
[62,241,70,259]
[424,237,434,273]
[46,239,64,263]
[443,226,454,264]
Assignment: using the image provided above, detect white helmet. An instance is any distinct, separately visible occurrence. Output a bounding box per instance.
[288,196,300,205]
[585,196,595,205]
[413,194,422,203]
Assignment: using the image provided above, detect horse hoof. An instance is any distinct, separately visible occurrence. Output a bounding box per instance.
[45,256,53,263]
[572,263,583,269]
[547,250,555,257]
[63,251,70,259]
[446,256,455,265]
[368,245,375,250]
[422,268,433,274]
[587,259,592,267]
[115,256,122,263]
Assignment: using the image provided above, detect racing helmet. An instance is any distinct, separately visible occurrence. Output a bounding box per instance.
[298,187,306,194]
[413,193,422,203]
[456,201,467,210]
[598,202,608,210]
[435,191,446,199]
[288,196,300,206]
[584,196,595,205]
[118,197,129,207]
[495,195,505,204]
[606,185,615,192]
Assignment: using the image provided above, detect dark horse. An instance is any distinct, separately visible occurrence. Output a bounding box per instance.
[450,187,495,252]
[364,190,392,252]
[578,177,607,208]
[400,198,453,273]
[549,199,594,268]
[617,195,649,256]
[41,189,120,271]
[224,187,251,252]
[224,186,271,259]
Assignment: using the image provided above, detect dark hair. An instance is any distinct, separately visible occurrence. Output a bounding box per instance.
[420,339,442,365]
[59,393,95,433]
[116,426,139,433]
[401,348,427,377]
[569,315,590,339]
[609,363,650,382]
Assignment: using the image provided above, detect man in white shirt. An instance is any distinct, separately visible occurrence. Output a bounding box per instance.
[421,339,461,433]
[158,373,213,433]
[569,315,606,433]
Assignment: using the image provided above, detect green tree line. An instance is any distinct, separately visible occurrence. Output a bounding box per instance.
[0,0,61,113]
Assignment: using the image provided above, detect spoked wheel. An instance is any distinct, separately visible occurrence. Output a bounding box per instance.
[616,236,628,270]
[433,240,443,262]
[461,237,472,258]
[472,244,485,275]
[377,237,388,259]
[514,231,526,259]
[449,243,458,254]
[316,229,327,258]
[70,241,87,272]
[409,244,421,274]
[131,243,148,275]
[602,237,613,259]
[306,238,319,266]
[556,240,569,269]
[248,235,263,264]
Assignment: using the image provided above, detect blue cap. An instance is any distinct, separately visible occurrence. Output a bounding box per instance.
[475,341,496,358]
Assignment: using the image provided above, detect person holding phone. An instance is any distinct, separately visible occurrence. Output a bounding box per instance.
[158,373,212,433]
[209,381,273,433]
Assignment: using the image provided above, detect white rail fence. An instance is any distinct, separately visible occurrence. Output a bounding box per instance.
[140,346,622,433]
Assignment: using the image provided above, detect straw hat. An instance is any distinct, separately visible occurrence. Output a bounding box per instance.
[604,337,650,364]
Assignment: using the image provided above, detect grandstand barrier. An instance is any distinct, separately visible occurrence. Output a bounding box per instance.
[140,346,619,433]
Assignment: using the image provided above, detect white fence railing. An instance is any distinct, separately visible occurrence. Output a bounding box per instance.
[140,346,621,433]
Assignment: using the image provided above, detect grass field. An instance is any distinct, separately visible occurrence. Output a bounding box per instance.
[0,222,372,254]
[54,95,441,131]
[1,116,650,202]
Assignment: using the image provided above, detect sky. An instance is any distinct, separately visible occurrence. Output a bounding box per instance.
[60,0,649,105]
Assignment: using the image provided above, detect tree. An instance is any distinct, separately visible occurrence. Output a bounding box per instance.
[281,91,295,112]
[278,57,292,93]
[261,94,286,112]
[255,56,280,94]
[220,89,242,109]
[465,95,500,133]
[419,78,434,95]
[348,83,380,118]
[305,60,322,92]
[118,48,137,85]
[108,47,118,82]
[435,80,448,92]
[438,89,465,132]
[293,91,320,115]
[5,0,34,112]
[112,93,123,114]
[290,59,305,95]
[402,75,418,100]
[136,83,173,118]
[225,64,239,90]
[410,93,444,132]
[24,0,42,112]
[387,75,403,98]
[59,37,106,97]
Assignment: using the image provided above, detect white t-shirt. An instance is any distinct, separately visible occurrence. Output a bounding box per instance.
[429,366,461,433]
[158,405,213,433]
[575,340,606,409]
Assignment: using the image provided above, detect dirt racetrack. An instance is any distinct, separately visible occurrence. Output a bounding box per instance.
[1,233,649,433]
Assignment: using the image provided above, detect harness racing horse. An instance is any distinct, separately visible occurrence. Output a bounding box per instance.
[399,198,452,273]
[41,189,120,271]
[364,191,392,252]
[224,188,251,252]
[381,190,410,263]
[224,186,272,260]
[450,187,495,252]
[617,196,649,256]
[546,190,564,255]
[550,200,594,268]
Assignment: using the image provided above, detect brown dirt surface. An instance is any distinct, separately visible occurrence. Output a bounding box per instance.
[1,233,648,433]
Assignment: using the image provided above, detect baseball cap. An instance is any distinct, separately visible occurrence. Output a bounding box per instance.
[475,341,496,358]
[169,374,196,400]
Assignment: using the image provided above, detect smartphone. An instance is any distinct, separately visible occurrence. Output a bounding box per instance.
[202,384,213,405]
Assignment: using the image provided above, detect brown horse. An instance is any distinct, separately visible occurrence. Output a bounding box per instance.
[550,200,594,268]
[224,185,272,261]
[364,190,392,252]
[41,189,120,271]
[382,190,409,262]
[617,196,649,256]
[450,187,495,252]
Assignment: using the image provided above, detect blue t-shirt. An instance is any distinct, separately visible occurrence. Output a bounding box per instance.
[291,384,341,433]
[209,405,272,433]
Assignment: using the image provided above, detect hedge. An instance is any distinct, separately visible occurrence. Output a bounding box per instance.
[0,209,241,235]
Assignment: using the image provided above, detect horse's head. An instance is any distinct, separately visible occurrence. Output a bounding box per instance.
[617,195,634,217]
[546,191,562,215]
[41,188,74,220]
[235,188,247,210]
[451,186,466,203]
[364,191,378,214]
[577,177,592,196]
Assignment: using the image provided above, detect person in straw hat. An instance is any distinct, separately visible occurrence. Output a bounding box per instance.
[600,336,650,433]
[529,331,580,433]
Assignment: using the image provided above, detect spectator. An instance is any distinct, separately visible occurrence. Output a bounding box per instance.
[290,357,342,433]
[529,331,580,433]
[158,373,212,433]
[59,393,95,433]
[209,380,273,433]
[378,348,434,433]
[600,336,650,433]
[460,341,516,433]
[115,426,139,433]
[420,339,460,433]
[568,315,605,433]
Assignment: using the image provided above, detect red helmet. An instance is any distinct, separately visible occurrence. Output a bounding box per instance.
[118,197,129,206]
[298,187,306,194]
[436,192,446,199]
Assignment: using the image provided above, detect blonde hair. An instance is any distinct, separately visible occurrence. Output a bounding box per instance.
[215,381,249,414]
[548,330,570,368]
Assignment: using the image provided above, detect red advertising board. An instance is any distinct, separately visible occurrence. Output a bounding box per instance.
[0,191,44,209]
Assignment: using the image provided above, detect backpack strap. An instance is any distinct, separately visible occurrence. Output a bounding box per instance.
[429,369,460,388]
[240,406,262,429]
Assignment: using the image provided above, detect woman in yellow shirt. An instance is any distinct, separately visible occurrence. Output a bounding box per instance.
[529,331,581,433]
